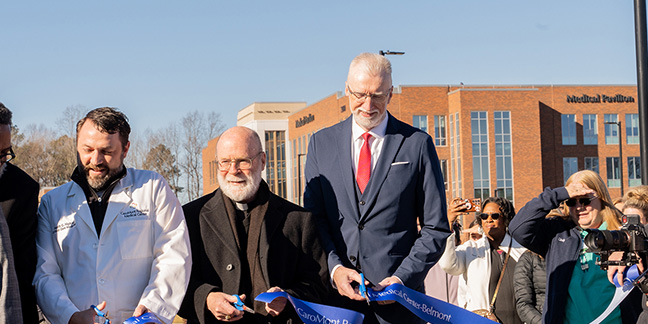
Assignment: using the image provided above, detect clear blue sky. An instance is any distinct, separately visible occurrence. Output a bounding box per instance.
[0,1,637,133]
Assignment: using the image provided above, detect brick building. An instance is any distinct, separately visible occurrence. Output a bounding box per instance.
[203,84,641,226]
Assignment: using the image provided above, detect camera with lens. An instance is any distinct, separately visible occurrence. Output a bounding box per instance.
[460,198,481,213]
[584,214,648,294]
[584,214,648,269]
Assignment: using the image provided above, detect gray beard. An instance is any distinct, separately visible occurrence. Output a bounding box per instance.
[218,171,261,203]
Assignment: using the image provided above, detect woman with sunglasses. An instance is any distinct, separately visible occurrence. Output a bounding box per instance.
[509,170,641,324]
[439,197,526,323]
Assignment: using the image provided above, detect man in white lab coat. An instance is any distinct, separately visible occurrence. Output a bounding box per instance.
[34,107,191,324]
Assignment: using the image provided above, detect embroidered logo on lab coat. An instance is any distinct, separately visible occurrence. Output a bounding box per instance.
[53,220,76,233]
[121,202,149,218]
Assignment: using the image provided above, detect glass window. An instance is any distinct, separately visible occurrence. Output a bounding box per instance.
[607,157,621,188]
[628,156,642,187]
[413,115,428,133]
[584,157,599,174]
[471,111,490,200]
[434,115,447,146]
[561,114,576,145]
[626,114,640,145]
[563,158,578,184]
[265,131,287,198]
[494,111,513,201]
[583,114,598,145]
[605,114,619,145]
[440,159,448,190]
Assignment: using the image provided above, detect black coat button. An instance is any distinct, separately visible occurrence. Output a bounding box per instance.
[359,201,366,205]
[349,256,356,262]
[358,224,364,230]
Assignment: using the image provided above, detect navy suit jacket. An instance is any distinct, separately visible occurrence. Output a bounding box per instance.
[304,114,450,289]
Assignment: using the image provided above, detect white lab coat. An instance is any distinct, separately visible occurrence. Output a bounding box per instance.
[438,232,526,311]
[34,168,191,324]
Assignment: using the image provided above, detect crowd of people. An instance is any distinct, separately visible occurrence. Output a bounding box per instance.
[0,52,647,324]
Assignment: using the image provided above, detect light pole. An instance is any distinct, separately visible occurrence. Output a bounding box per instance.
[379,50,405,56]
[605,121,624,196]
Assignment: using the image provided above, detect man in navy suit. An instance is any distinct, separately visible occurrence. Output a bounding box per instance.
[304,53,451,323]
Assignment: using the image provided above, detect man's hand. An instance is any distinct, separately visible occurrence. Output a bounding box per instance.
[206,292,244,322]
[68,301,106,324]
[373,276,403,305]
[264,287,287,317]
[133,304,150,317]
[332,266,367,301]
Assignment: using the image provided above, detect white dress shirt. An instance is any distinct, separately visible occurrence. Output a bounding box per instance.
[351,114,388,176]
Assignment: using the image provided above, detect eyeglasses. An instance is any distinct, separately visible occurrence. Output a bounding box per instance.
[565,197,596,207]
[217,152,263,171]
[479,212,501,220]
[347,85,391,103]
[0,147,15,164]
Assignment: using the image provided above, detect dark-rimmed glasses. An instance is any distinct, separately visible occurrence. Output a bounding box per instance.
[565,197,596,207]
[217,152,263,171]
[0,147,15,164]
[479,212,501,220]
[347,85,391,103]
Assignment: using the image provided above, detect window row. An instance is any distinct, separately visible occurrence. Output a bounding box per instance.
[412,115,447,146]
[563,156,642,188]
[562,113,640,145]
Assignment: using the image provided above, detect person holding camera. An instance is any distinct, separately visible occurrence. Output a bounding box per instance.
[508,170,641,323]
[439,197,526,323]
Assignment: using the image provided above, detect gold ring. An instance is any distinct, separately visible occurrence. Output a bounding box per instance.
[225,314,231,320]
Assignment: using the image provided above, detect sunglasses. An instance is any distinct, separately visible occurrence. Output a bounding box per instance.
[479,213,501,220]
[565,197,596,207]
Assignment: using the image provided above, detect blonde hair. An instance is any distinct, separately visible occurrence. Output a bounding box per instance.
[563,170,622,230]
[623,185,648,217]
[547,207,569,220]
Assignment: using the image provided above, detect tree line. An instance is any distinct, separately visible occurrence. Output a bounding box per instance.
[12,105,224,204]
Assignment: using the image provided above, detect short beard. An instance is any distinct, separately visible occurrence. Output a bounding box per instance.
[353,108,386,130]
[218,170,261,203]
[85,163,123,191]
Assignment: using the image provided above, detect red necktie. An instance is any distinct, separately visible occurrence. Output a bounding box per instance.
[357,133,372,194]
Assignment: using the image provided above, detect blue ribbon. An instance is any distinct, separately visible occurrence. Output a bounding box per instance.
[255,291,365,324]
[366,283,498,324]
[256,284,497,324]
[122,312,164,324]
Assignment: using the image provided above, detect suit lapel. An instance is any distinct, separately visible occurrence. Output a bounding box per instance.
[336,117,361,221]
[359,115,404,220]
[200,191,239,257]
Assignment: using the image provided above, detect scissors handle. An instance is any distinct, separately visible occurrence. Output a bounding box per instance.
[232,295,256,314]
[359,273,371,305]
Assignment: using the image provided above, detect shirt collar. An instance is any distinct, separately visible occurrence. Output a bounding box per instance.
[352,113,388,141]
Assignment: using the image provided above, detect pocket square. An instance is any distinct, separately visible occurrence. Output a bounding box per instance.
[391,161,409,166]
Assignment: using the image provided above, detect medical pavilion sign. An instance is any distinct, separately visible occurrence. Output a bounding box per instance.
[566,94,635,103]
